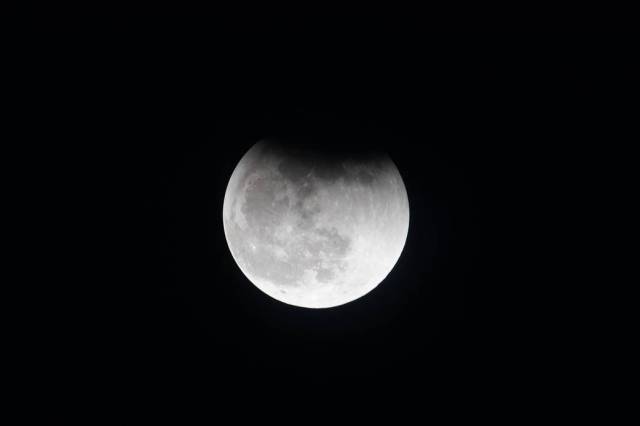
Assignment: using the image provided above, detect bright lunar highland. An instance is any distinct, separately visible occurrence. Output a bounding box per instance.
[223,140,409,308]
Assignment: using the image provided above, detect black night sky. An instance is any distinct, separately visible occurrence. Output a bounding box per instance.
[30,26,629,417]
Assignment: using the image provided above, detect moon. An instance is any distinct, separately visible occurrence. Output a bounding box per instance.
[223,139,409,308]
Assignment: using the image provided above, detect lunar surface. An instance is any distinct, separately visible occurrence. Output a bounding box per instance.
[223,139,409,308]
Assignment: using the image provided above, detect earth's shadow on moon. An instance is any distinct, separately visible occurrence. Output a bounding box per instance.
[223,135,410,309]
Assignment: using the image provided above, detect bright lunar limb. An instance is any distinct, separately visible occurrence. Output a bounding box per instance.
[222,139,409,308]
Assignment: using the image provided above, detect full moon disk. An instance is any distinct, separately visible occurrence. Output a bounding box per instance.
[223,140,409,308]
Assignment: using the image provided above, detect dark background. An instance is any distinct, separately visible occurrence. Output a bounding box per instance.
[29,28,634,416]
[135,116,470,377]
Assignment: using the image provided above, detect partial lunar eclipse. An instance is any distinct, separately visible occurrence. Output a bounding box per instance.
[223,139,409,308]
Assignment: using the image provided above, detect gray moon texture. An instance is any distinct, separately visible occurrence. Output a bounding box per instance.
[223,140,409,308]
